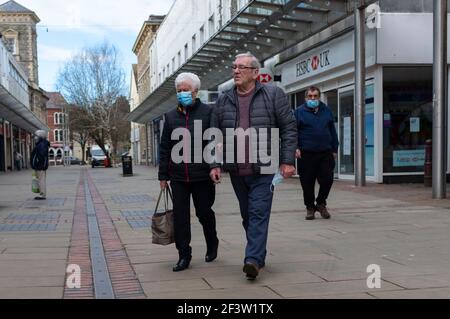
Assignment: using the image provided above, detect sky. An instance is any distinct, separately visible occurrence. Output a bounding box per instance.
[16,0,175,93]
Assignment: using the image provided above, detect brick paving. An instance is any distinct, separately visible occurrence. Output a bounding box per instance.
[1,165,450,299]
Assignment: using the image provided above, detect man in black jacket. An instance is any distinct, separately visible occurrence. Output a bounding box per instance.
[210,53,297,280]
[31,130,50,200]
[158,72,219,272]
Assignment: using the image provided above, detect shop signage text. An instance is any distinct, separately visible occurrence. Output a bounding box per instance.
[296,50,331,78]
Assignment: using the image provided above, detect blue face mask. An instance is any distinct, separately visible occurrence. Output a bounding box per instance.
[177,92,193,107]
[306,100,320,109]
[270,171,284,192]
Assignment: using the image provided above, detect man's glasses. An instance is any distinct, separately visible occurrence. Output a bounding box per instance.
[231,65,257,71]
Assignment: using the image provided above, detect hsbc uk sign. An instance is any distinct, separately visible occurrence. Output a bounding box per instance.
[296,50,331,78]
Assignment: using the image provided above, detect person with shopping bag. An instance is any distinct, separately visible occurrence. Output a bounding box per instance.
[158,72,219,272]
[30,130,50,200]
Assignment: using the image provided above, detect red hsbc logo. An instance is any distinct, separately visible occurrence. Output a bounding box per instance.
[258,73,272,83]
[296,50,331,77]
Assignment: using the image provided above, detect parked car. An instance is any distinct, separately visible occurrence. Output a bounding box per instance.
[70,156,82,165]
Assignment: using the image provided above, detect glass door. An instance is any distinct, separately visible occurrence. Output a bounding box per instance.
[338,83,375,179]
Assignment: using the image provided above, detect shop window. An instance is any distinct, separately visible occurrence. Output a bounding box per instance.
[383,67,432,173]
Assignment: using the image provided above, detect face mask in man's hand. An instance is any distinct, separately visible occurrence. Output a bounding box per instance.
[270,171,284,192]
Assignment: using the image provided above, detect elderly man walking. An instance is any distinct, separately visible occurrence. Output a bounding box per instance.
[210,53,297,280]
[295,86,339,220]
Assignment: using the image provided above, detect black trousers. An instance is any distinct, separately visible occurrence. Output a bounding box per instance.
[297,151,335,209]
[171,180,218,259]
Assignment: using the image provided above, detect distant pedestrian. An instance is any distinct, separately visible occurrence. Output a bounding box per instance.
[294,87,339,220]
[30,130,50,200]
[158,72,219,272]
[210,53,297,280]
[14,150,23,171]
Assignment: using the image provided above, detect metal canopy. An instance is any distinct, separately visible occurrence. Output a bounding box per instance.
[128,0,377,123]
[0,85,48,133]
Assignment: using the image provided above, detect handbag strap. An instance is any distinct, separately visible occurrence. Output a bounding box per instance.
[155,186,174,214]
[154,189,164,214]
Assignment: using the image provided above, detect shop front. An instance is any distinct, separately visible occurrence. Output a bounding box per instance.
[276,12,450,184]
[276,29,382,182]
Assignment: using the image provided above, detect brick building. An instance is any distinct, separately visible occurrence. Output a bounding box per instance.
[46,92,70,165]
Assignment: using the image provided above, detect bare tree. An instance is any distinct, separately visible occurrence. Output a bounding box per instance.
[68,106,93,164]
[110,96,131,159]
[56,42,126,162]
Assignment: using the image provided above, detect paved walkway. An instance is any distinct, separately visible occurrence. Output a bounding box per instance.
[1,165,450,299]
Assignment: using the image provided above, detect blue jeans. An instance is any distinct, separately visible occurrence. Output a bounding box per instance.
[230,174,275,268]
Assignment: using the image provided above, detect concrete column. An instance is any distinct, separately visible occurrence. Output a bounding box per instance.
[145,123,150,166]
[10,123,14,171]
[432,0,448,199]
[2,121,6,172]
[354,3,366,186]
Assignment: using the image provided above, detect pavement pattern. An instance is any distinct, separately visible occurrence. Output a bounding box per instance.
[1,165,450,299]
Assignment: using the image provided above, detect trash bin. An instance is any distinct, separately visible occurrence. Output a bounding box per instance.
[122,154,133,176]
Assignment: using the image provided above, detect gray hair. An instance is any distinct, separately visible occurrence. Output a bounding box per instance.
[35,130,47,138]
[175,72,201,91]
[235,52,261,69]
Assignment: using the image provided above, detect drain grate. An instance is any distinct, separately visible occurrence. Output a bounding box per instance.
[112,195,153,204]
[121,210,152,229]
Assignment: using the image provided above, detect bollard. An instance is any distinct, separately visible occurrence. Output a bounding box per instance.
[424,139,432,187]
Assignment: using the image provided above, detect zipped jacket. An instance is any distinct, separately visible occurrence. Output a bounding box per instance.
[158,99,213,182]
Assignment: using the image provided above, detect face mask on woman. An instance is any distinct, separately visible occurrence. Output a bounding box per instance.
[177,91,193,107]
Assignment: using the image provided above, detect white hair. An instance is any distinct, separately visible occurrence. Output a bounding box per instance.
[35,130,47,138]
[175,72,201,91]
[235,52,261,69]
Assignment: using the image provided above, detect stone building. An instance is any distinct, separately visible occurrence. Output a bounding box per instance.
[0,0,47,172]
[130,15,164,165]
[0,0,48,125]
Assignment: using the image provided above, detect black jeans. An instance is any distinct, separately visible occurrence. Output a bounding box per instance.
[297,150,335,209]
[171,180,218,259]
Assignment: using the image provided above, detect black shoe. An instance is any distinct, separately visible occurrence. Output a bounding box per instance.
[205,242,219,263]
[243,262,259,280]
[34,196,46,200]
[173,257,191,272]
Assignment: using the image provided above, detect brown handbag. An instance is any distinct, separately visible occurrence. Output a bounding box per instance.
[151,187,174,245]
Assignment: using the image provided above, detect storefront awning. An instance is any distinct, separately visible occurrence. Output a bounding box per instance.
[128,0,377,123]
[0,84,48,133]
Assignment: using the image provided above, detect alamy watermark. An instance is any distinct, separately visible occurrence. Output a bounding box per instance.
[366,3,381,29]
[66,264,81,289]
[170,121,280,174]
[366,264,381,289]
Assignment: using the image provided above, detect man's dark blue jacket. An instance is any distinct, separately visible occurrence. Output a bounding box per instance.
[294,102,339,153]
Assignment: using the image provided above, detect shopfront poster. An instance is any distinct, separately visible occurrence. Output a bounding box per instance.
[393,149,425,167]
[410,117,420,132]
[343,117,351,156]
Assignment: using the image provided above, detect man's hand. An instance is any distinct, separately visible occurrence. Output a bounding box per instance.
[160,180,169,190]
[210,168,222,185]
[295,149,302,159]
[280,164,296,178]
[332,153,337,160]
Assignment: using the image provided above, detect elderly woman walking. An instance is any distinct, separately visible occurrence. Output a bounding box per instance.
[158,72,219,272]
